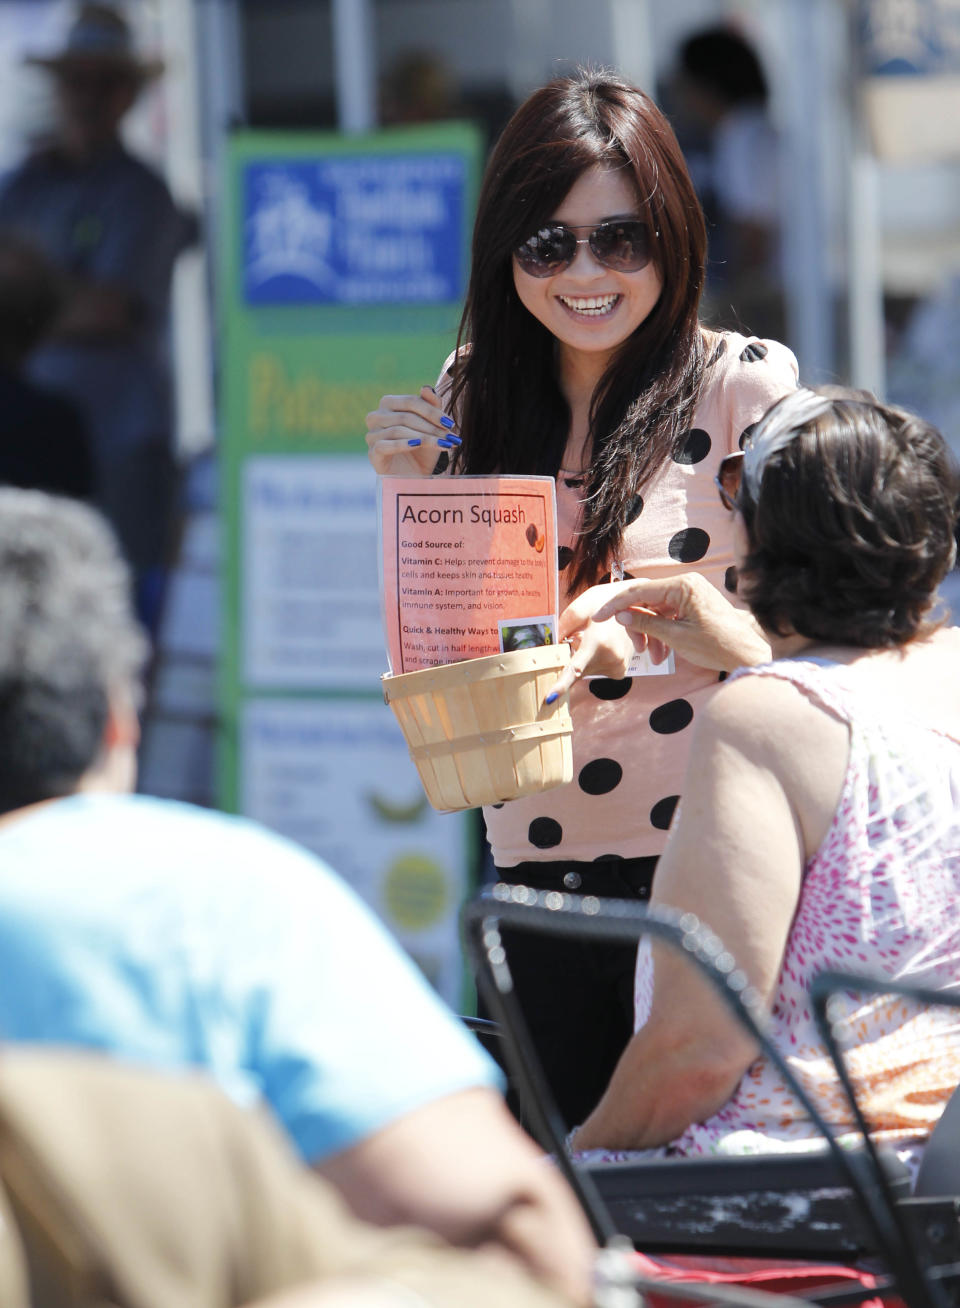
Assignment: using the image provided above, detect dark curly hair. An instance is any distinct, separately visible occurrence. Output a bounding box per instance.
[736,386,960,649]
[449,67,707,593]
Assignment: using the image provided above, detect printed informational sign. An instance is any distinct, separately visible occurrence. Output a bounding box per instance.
[219,123,483,1004]
[241,698,468,1000]
[380,475,559,673]
[243,455,383,690]
[858,0,960,160]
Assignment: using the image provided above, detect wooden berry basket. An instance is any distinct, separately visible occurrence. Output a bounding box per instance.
[382,644,573,813]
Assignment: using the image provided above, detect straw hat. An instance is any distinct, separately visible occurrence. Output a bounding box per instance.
[26,4,164,82]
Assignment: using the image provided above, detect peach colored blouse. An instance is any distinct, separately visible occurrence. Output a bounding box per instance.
[483,331,799,866]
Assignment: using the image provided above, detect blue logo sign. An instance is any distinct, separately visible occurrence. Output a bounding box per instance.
[858,0,960,76]
[243,154,466,306]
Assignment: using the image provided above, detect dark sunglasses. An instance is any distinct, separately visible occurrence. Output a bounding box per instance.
[513,220,655,277]
[715,451,744,512]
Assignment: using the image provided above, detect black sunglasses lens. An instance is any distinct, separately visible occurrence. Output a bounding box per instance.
[515,225,576,276]
[717,457,743,510]
[590,221,650,270]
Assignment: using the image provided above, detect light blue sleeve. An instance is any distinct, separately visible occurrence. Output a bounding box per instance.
[242,840,503,1163]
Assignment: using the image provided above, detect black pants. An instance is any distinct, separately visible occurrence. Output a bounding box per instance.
[483,856,658,1131]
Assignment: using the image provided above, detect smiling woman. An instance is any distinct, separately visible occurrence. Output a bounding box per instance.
[365,68,798,1128]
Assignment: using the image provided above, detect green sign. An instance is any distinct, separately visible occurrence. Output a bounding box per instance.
[217,122,484,1004]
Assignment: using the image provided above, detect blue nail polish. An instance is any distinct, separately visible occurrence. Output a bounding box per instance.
[407,438,422,447]
[446,435,463,446]
[545,691,559,705]
[440,415,456,429]
[437,438,455,449]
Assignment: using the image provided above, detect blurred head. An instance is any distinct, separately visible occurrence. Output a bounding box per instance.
[678,26,769,121]
[465,67,706,369]
[0,490,148,816]
[0,232,65,367]
[728,387,960,648]
[27,4,163,155]
[379,50,457,125]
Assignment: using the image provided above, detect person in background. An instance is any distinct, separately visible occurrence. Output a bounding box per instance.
[671,25,784,340]
[0,230,93,498]
[0,489,595,1306]
[366,67,797,1130]
[379,50,459,126]
[561,387,960,1163]
[0,3,196,631]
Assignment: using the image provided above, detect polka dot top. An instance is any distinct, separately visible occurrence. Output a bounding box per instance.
[635,656,960,1157]
[484,332,799,868]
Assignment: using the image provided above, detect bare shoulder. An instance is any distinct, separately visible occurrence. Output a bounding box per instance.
[696,669,839,755]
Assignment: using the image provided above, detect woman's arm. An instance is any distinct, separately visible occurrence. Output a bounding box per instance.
[572,674,813,1151]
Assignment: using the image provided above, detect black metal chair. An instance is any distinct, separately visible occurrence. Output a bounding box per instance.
[462,885,960,1308]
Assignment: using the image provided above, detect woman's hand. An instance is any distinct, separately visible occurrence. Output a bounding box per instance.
[365,386,461,476]
[560,574,771,675]
[545,603,640,702]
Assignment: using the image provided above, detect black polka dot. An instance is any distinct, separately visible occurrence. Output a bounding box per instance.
[625,493,644,524]
[557,545,574,570]
[673,428,712,465]
[717,671,728,682]
[740,341,768,363]
[650,795,680,830]
[739,422,758,450]
[589,677,632,701]
[649,698,694,734]
[724,565,738,594]
[668,527,710,562]
[528,817,563,849]
[708,338,728,367]
[593,853,624,862]
[578,758,623,795]
[491,802,504,809]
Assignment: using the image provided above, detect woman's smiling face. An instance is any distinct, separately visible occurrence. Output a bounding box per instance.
[512,164,663,371]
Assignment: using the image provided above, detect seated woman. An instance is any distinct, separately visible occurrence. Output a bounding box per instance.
[560,386,960,1162]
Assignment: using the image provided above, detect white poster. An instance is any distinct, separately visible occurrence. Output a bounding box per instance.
[241,697,470,1004]
[243,455,387,690]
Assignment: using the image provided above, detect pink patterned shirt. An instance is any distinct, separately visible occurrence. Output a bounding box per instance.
[634,657,960,1156]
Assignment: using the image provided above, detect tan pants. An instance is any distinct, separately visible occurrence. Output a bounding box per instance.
[0,1051,568,1308]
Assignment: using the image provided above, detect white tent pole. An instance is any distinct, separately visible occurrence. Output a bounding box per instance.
[779,0,836,382]
[843,1,886,397]
[609,0,654,94]
[847,149,886,396]
[332,0,377,134]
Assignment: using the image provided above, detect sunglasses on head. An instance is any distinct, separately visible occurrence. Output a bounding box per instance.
[513,219,655,277]
[715,451,744,512]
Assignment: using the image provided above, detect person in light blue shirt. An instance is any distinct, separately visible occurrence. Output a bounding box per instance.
[0,488,594,1304]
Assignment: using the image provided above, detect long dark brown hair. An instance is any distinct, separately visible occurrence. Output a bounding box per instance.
[448,69,708,592]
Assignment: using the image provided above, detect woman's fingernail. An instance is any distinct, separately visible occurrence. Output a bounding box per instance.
[440,415,456,429]
[545,691,559,705]
[445,434,462,446]
[437,438,455,449]
[407,438,422,447]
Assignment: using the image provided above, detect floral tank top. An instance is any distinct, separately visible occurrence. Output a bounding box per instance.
[632,657,960,1158]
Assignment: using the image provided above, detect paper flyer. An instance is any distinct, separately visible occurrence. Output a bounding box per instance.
[380,475,559,673]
